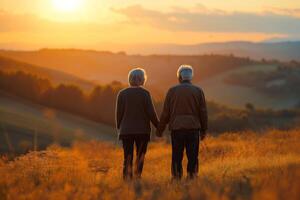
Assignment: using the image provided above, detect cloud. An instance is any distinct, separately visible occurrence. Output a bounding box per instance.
[264,7,300,17]
[113,5,300,35]
[0,10,110,33]
[2,6,299,36]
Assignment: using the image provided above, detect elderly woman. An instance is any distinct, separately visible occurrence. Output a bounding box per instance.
[116,68,159,180]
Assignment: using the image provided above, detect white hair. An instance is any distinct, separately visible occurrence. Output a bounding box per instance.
[177,65,193,81]
[128,68,147,86]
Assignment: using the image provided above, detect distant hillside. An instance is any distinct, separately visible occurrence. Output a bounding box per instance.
[1,48,299,109]
[0,56,95,90]
[199,64,295,109]
[0,49,256,97]
[3,41,298,61]
[122,41,300,61]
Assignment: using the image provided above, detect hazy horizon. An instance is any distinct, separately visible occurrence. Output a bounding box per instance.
[1,40,300,52]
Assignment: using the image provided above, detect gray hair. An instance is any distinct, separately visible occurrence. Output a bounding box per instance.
[128,68,147,86]
[177,65,193,81]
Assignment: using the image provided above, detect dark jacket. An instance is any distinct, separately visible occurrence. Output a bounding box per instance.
[116,87,159,136]
[158,81,208,133]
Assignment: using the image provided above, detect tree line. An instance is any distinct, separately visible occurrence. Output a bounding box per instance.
[0,70,123,126]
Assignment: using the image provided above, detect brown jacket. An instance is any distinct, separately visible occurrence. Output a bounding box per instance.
[116,87,159,136]
[158,81,208,133]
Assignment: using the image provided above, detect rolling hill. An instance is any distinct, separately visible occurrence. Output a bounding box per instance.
[116,41,300,61]
[199,64,299,109]
[0,49,256,84]
[0,94,116,154]
[0,49,293,109]
[0,55,95,90]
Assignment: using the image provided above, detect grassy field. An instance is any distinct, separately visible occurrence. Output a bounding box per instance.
[0,129,299,200]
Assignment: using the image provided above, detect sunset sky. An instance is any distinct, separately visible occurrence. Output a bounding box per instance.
[1,0,300,50]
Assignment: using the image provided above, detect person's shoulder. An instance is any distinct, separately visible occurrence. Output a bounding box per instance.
[192,84,205,94]
[191,83,203,90]
[118,87,130,96]
[140,87,153,99]
[139,86,149,92]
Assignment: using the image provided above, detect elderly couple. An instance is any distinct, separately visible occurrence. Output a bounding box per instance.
[116,65,208,180]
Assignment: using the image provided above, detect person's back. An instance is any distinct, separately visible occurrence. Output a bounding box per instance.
[117,87,158,135]
[161,82,207,131]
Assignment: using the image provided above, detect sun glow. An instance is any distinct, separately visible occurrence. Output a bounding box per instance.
[52,0,82,12]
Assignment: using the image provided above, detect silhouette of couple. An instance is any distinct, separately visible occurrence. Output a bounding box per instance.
[116,65,208,180]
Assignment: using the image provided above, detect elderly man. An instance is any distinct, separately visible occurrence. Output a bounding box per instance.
[157,65,208,179]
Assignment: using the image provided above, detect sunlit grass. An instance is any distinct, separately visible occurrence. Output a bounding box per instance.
[0,130,300,199]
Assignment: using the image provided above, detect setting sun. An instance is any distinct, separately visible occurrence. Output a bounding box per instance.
[52,0,82,12]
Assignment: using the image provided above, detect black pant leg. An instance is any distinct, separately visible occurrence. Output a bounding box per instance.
[185,131,200,178]
[171,132,185,179]
[134,137,148,178]
[122,138,134,180]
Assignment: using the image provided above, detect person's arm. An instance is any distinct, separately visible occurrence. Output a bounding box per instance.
[115,92,124,130]
[146,92,159,128]
[157,90,172,136]
[199,89,208,140]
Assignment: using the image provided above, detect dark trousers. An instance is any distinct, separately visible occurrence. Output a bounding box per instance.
[122,136,149,179]
[171,130,200,179]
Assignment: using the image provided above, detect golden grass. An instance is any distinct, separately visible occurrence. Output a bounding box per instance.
[0,130,300,200]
